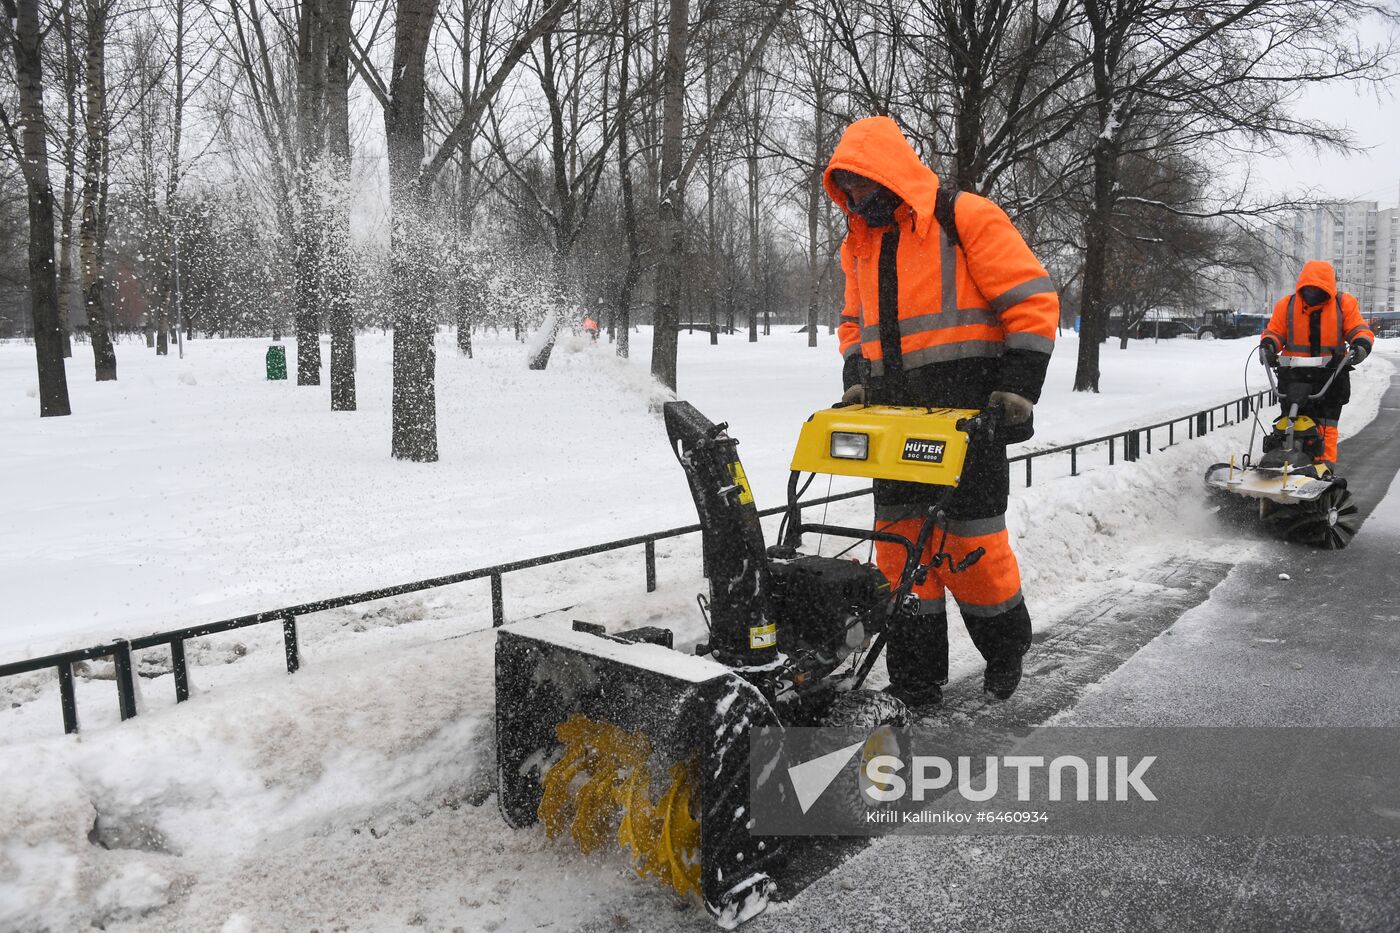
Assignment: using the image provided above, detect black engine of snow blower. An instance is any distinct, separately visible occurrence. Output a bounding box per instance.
[668,399,893,710]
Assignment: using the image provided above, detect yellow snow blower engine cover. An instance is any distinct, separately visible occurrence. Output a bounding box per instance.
[790,404,979,486]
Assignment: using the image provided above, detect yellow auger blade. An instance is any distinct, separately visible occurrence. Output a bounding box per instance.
[569,726,649,854]
[538,714,703,900]
[616,763,659,863]
[647,762,702,898]
[538,716,598,839]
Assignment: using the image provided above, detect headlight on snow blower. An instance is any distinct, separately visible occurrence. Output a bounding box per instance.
[829,431,869,460]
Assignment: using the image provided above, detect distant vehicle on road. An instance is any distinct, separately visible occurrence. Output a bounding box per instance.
[1128,319,1194,339]
[1368,314,1400,339]
[1197,309,1267,340]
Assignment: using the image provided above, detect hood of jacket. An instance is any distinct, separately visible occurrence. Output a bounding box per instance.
[824,116,941,239]
[1295,260,1337,304]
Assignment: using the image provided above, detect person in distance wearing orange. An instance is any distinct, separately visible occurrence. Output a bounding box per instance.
[1258,260,1373,469]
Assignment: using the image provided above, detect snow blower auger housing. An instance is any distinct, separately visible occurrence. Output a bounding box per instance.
[495,401,996,926]
[1205,351,1359,548]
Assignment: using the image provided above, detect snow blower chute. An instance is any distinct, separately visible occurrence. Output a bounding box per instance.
[1205,349,1359,548]
[495,401,1000,925]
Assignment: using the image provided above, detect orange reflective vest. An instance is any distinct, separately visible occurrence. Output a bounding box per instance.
[1261,261,1373,361]
[825,117,1058,401]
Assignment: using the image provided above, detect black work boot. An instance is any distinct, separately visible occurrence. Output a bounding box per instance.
[883,681,944,712]
[982,657,1022,700]
[963,601,1033,701]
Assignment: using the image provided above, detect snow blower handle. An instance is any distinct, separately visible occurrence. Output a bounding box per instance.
[1258,344,1281,394]
[955,401,1005,443]
[1307,352,1350,401]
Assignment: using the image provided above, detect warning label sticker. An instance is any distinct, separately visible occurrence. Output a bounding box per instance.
[749,623,777,649]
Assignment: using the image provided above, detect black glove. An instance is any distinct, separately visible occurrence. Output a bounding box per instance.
[1349,341,1370,367]
[1259,342,1279,368]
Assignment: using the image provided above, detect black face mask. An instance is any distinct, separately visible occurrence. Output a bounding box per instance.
[1299,285,1330,307]
[851,187,901,227]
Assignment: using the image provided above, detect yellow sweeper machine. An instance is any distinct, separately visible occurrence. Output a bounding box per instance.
[1204,350,1360,549]
[495,400,1001,926]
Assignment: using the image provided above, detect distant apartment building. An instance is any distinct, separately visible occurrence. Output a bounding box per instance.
[1226,189,1400,321]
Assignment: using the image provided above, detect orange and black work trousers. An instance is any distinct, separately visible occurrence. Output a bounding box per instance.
[872,438,1032,690]
[1278,369,1350,464]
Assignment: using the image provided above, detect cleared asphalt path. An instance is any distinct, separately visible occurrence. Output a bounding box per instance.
[744,360,1400,932]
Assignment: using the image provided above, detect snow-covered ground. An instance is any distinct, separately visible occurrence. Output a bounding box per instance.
[0,328,1394,932]
[2,326,1296,656]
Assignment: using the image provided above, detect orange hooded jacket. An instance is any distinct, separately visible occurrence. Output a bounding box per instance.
[824,117,1058,402]
[1261,261,1373,360]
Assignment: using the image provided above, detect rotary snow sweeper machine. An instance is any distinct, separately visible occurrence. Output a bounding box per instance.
[1204,350,1360,549]
[495,400,999,924]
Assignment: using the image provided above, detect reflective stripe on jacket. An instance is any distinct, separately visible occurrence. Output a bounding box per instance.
[825,117,1058,401]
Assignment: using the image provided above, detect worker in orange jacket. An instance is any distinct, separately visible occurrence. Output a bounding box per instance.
[1259,260,1374,467]
[824,116,1059,709]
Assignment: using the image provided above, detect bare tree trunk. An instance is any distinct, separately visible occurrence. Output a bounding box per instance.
[1074,144,1118,393]
[805,80,824,348]
[526,28,570,371]
[701,44,717,347]
[454,0,477,360]
[159,0,189,358]
[745,89,759,344]
[7,0,72,414]
[294,0,326,385]
[56,0,79,358]
[386,0,441,461]
[79,0,116,381]
[325,0,356,408]
[650,0,689,391]
[1074,1,1123,394]
[614,0,639,360]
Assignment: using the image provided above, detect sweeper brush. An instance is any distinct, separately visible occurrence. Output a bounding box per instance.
[496,400,999,926]
[1205,349,1360,549]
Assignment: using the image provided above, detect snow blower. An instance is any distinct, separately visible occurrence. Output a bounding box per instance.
[1204,349,1359,548]
[495,400,999,925]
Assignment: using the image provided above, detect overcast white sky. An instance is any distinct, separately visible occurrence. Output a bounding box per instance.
[1246,74,1400,207]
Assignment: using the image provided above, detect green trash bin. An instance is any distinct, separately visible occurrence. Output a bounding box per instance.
[266,345,288,380]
